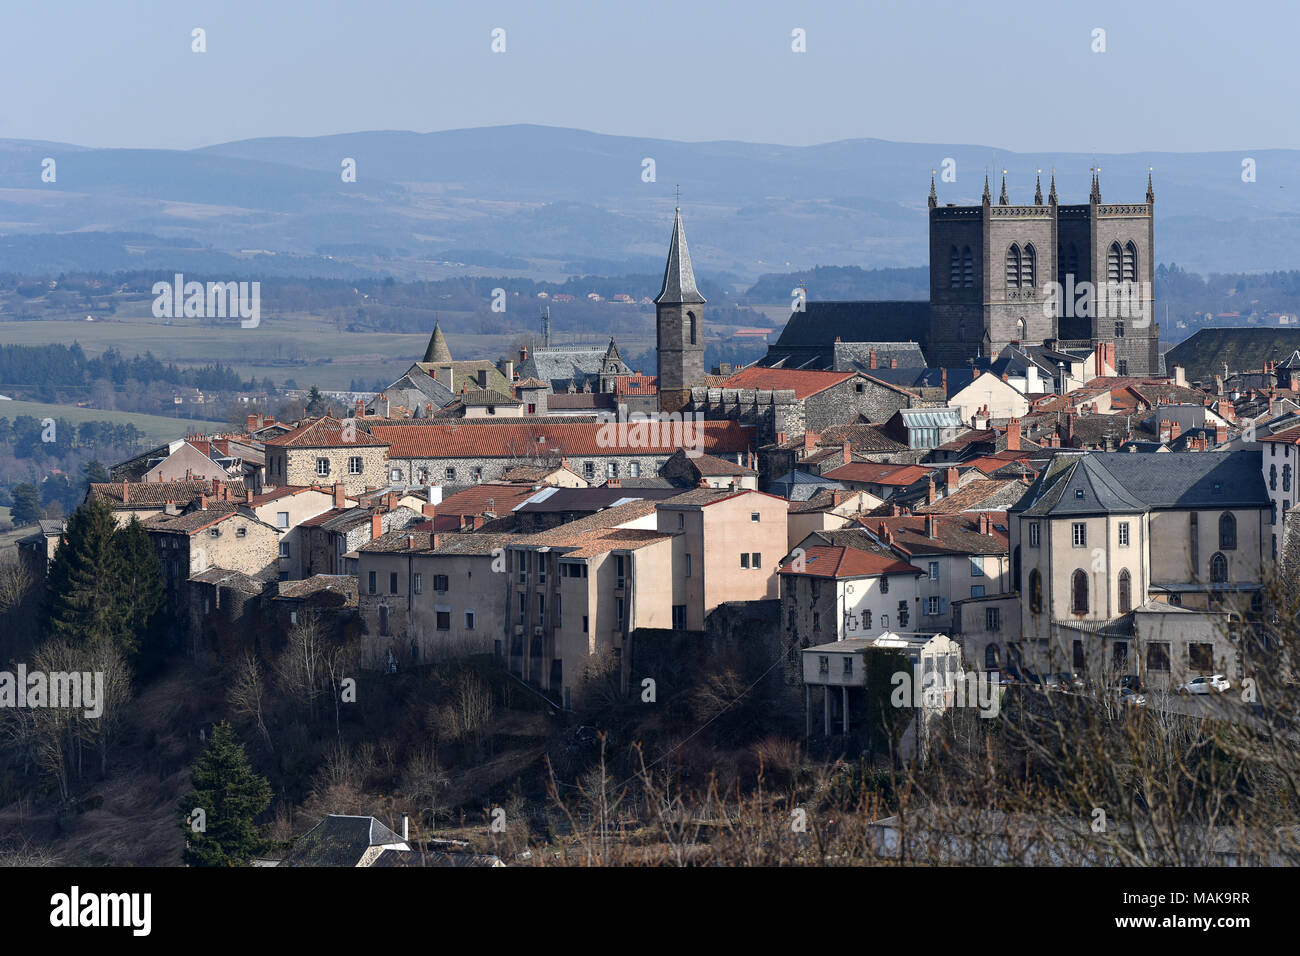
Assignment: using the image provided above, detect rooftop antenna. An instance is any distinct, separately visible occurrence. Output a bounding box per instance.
[541,306,551,349]
[675,183,681,208]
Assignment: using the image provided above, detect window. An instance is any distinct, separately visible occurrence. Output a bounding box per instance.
[208,527,220,537]
[880,576,889,594]
[949,246,961,288]
[897,601,909,628]
[1189,643,1214,672]
[926,596,941,616]
[985,608,1001,632]
[1147,642,1170,672]
[445,467,456,481]
[962,247,973,287]
[607,462,619,478]
[1118,569,1132,615]
[928,561,939,581]
[518,593,526,623]
[629,462,641,477]
[413,573,422,595]
[537,594,546,626]
[1286,464,1293,493]
[985,644,1000,668]
[583,462,595,480]
[236,527,246,538]
[615,597,625,629]
[685,554,692,577]
[433,574,448,592]
[740,553,750,569]
[276,511,289,528]
[1122,241,1138,283]
[1071,569,1089,614]
[367,571,376,594]
[348,456,363,475]
[465,611,476,630]
[1117,360,1128,376]
[316,458,330,477]
[1021,243,1035,288]
[813,612,821,632]
[970,585,985,598]
[1072,522,1087,548]
[436,610,450,630]
[1218,512,1237,551]
[1005,243,1022,288]
[751,513,760,523]
[279,542,290,558]
[1107,242,1121,283]
[1119,522,1130,547]
[751,552,761,568]
[818,655,829,675]
[862,609,872,630]
[1210,552,1228,584]
[1028,522,1040,548]
[970,555,985,577]
[389,572,399,595]
[615,555,625,588]
[555,595,561,627]
[582,615,589,633]
[672,605,686,629]
[1114,320,1126,338]
[686,311,697,345]
[843,657,854,677]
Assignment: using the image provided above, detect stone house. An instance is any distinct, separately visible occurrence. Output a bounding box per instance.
[263,417,391,496]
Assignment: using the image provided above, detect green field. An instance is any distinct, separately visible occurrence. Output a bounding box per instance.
[0,399,224,445]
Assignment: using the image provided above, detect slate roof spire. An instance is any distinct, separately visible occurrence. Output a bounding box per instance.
[1146,170,1155,203]
[1090,169,1102,204]
[928,174,937,209]
[655,207,706,305]
[423,321,452,364]
[998,173,1009,205]
[1048,172,1058,205]
[1034,172,1043,205]
[982,174,991,205]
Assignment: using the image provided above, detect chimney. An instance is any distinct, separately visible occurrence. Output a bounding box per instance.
[926,514,937,538]
[199,493,208,510]
[122,480,129,504]
[355,398,366,419]
[607,478,621,488]
[946,466,959,493]
[402,815,409,842]
[1066,412,1075,442]
[926,477,937,505]
[698,477,711,488]
[385,491,398,511]
[868,349,877,370]
[803,431,820,452]
[431,533,439,549]
[776,431,787,446]
[890,502,901,516]
[890,357,898,369]
[941,368,947,391]
[1001,372,1009,383]
[212,477,221,498]
[246,414,258,432]
[519,345,529,363]
[407,534,415,550]
[1169,421,1182,440]
[371,512,383,540]
[1173,365,1186,387]
[1269,395,1276,416]
[842,442,851,465]
[979,511,990,535]
[1006,418,1021,451]
[333,482,346,508]
[423,502,438,518]
[501,359,515,382]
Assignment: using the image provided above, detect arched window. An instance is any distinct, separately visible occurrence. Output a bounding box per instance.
[1210,552,1228,584]
[1107,242,1122,283]
[1006,244,1022,287]
[1123,241,1138,283]
[962,247,974,288]
[1015,317,1026,341]
[985,644,999,669]
[950,246,961,288]
[1219,512,1237,550]
[1285,464,1292,493]
[1029,569,1042,614]
[1270,464,1277,490]
[1021,243,1036,288]
[685,311,697,346]
[1071,569,1089,614]
[1118,569,1132,615]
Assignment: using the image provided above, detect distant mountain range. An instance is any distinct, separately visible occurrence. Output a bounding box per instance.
[2,125,1299,284]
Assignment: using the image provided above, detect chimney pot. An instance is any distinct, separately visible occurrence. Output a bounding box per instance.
[371,512,383,540]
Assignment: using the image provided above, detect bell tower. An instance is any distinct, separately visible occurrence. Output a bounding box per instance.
[655,206,706,413]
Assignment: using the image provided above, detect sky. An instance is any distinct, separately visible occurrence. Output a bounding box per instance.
[0,0,1294,153]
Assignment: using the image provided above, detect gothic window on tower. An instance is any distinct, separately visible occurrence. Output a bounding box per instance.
[686,312,696,345]
[1122,241,1138,283]
[1015,317,1026,341]
[1107,242,1122,283]
[1005,244,1021,288]
[962,247,974,288]
[1021,243,1036,289]
[950,246,961,288]
[1114,320,1126,338]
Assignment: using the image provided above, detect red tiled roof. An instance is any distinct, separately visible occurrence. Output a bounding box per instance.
[1259,424,1300,443]
[263,416,388,448]
[437,483,538,516]
[777,544,919,579]
[718,367,854,401]
[821,462,932,486]
[615,374,659,396]
[371,421,753,458]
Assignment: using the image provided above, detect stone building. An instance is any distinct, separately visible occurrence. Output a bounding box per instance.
[656,207,707,413]
[262,416,391,496]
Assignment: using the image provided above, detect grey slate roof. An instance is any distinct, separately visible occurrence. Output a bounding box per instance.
[279,814,407,867]
[655,208,706,305]
[1014,450,1267,516]
[517,346,618,393]
[768,470,846,501]
[832,341,928,374]
[759,301,931,370]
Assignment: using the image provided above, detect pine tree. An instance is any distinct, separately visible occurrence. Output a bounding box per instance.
[10,483,41,526]
[115,516,165,667]
[305,385,327,417]
[80,459,110,486]
[42,496,131,650]
[180,722,272,866]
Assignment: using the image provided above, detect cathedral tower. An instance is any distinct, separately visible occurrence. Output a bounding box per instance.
[655,207,706,413]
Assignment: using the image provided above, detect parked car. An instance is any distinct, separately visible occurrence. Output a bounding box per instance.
[1119,674,1146,693]
[1113,686,1147,707]
[1177,674,1231,695]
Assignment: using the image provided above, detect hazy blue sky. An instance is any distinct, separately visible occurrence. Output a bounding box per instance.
[0,0,1293,152]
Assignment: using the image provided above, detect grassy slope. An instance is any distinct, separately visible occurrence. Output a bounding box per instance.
[0,399,224,445]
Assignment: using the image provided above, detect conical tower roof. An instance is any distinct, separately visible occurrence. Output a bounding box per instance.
[655,207,706,306]
[423,322,452,364]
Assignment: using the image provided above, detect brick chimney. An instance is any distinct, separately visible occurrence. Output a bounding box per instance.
[212,477,221,498]
[371,512,383,540]
[519,345,529,363]
[869,348,877,370]
[890,357,898,369]
[1006,418,1021,451]
[776,432,787,446]
[926,477,937,505]
[355,398,366,419]
[407,534,416,550]
[423,501,438,518]
[1169,421,1182,440]
[385,490,398,511]
[333,482,346,508]
[804,431,819,451]
[198,493,208,510]
[246,414,258,432]
[607,478,621,488]
[979,511,991,535]
[842,442,852,465]
[1215,423,1228,444]
[926,514,937,538]
[431,533,439,549]
[946,466,959,493]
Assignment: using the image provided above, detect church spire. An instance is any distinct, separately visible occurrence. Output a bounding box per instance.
[422,320,452,364]
[1146,169,1154,203]
[928,174,937,209]
[1033,171,1043,205]
[982,174,991,205]
[1090,168,1102,203]
[655,206,706,305]
[998,172,1009,205]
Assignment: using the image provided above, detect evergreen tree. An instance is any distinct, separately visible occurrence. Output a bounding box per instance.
[81,459,110,485]
[305,385,327,417]
[179,722,272,866]
[115,516,165,668]
[10,483,41,526]
[42,496,131,650]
